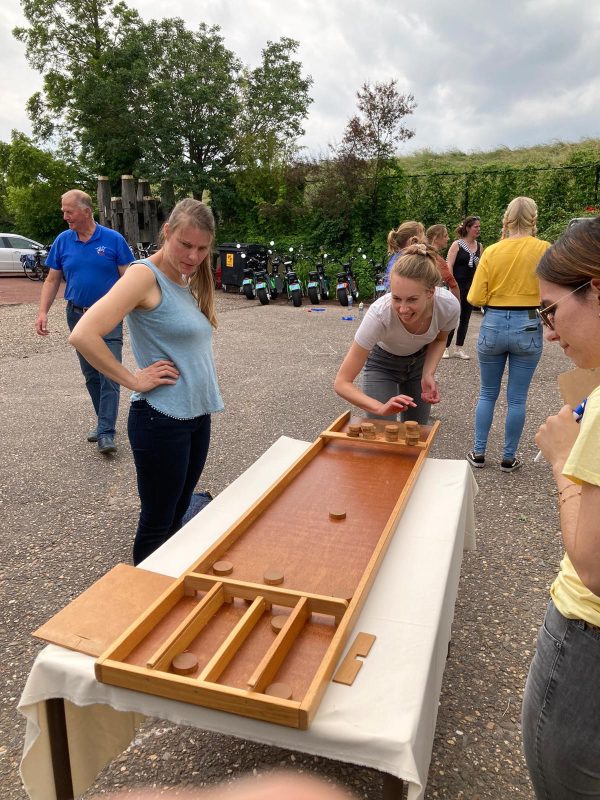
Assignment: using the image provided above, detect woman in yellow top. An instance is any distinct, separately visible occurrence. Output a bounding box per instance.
[466,197,550,472]
[522,217,600,799]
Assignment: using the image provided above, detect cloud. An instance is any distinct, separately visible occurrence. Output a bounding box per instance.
[1,0,599,157]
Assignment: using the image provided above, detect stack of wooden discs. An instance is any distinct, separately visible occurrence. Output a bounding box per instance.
[384,424,399,442]
[347,423,362,438]
[360,422,377,440]
[404,421,421,446]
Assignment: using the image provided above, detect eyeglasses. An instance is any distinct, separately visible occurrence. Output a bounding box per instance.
[537,281,591,330]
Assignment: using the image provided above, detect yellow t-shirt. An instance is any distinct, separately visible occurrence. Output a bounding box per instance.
[550,384,600,624]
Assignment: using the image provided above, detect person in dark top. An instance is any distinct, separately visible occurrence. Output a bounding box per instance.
[443,215,483,360]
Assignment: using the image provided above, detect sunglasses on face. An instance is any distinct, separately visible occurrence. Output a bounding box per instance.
[537,281,591,330]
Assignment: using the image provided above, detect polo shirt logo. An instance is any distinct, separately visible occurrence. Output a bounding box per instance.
[96,246,106,256]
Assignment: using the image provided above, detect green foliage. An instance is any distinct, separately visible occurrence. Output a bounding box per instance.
[0,132,85,241]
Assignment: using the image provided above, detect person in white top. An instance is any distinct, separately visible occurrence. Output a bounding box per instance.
[334,244,460,423]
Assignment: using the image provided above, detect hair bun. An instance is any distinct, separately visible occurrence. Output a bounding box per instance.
[405,242,427,256]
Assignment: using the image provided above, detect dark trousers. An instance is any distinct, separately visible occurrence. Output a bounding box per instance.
[446,277,475,348]
[66,302,122,437]
[127,400,211,565]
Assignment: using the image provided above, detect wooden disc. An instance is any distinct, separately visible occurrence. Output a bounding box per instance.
[348,424,362,434]
[360,423,375,432]
[270,614,288,633]
[171,651,198,676]
[385,424,399,434]
[264,568,284,586]
[213,560,233,576]
[329,509,347,520]
[265,682,293,700]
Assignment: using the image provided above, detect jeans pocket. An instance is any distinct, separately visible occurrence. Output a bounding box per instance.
[477,328,498,351]
[516,326,542,353]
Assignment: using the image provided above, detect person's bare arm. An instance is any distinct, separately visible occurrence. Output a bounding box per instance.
[35,269,63,335]
[421,332,448,404]
[69,264,179,392]
[334,341,415,416]
[535,405,600,595]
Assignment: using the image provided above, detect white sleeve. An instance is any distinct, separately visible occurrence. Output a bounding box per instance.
[355,304,386,350]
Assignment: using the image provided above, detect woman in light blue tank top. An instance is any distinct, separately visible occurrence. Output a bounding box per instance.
[69,199,223,563]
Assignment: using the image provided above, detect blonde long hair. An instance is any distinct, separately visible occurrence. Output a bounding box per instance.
[161,199,217,328]
[501,197,538,239]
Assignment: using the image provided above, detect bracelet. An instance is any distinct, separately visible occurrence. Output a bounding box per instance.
[559,484,580,498]
[559,486,582,506]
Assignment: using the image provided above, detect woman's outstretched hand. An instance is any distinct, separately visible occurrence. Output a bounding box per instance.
[376,394,416,417]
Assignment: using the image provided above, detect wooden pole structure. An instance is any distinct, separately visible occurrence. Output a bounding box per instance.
[110,197,124,236]
[97,176,112,228]
[137,179,151,202]
[121,174,140,246]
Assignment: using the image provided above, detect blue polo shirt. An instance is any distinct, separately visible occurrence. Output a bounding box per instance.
[46,224,134,307]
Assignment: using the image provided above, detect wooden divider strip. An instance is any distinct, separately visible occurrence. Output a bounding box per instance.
[319,430,427,450]
[96,576,186,664]
[247,597,310,692]
[198,596,266,683]
[185,574,348,620]
[146,583,224,671]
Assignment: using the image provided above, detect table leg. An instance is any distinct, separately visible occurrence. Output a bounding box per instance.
[46,698,74,800]
[382,772,405,799]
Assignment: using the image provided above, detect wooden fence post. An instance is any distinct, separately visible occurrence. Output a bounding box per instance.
[121,175,140,246]
[97,176,113,228]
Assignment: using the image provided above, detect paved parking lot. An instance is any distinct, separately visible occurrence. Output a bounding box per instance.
[1,290,570,798]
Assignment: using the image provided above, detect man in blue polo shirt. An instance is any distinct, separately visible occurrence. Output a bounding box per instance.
[36,189,133,454]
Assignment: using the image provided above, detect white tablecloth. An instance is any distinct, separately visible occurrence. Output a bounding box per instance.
[19,436,477,800]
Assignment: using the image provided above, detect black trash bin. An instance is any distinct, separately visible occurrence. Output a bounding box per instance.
[218,243,268,292]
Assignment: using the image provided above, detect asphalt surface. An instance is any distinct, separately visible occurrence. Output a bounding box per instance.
[0,286,572,799]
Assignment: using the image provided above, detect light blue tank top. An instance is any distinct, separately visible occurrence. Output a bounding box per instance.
[127,259,224,419]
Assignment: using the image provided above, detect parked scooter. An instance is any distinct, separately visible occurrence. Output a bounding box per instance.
[283,247,304,307]
[306,254,331,304]
[254,253,275,305]
[335,257,359,306]
[240,250,257,300]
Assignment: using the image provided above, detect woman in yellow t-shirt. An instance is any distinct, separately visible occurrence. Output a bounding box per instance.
[522,217,600,799]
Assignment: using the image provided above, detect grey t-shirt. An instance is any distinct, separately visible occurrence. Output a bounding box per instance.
[355,288,460,356]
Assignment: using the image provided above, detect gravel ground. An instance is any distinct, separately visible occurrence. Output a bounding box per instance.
[0,292,571,799]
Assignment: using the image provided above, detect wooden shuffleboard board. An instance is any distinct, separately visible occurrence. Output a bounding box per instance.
[94,412,439,728]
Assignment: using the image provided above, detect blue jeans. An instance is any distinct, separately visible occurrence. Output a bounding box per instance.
[363,344,430,423]
[128,400,211,565]
[66,302,122,438]
[522,599,600,799]
[473,309,542,460]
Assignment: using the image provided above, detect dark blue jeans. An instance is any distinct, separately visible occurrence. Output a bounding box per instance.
[66,302,122,438]
[128,400,211,565]
[522,599,600,799]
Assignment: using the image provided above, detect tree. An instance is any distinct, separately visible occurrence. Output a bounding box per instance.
[14,0,148,178]
[334,80,417,239]
[139,20,242,200]
[1,131,86,240]
[239,38,313,168]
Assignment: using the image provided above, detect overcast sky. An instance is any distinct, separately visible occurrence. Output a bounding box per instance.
[1,0,599,158]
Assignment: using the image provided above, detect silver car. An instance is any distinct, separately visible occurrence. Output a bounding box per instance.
[0,233,47,274]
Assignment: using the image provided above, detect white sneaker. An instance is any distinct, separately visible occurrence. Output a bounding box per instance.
[442,348,451,359]
[455,349,470,360]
